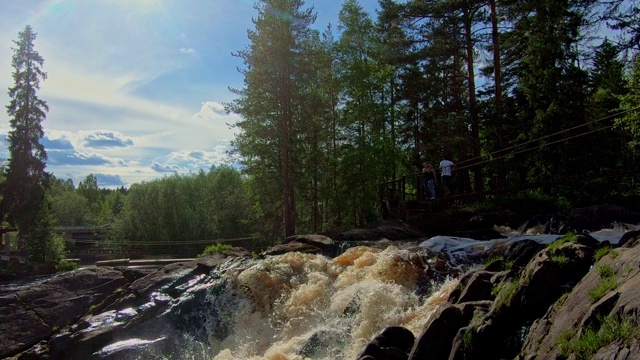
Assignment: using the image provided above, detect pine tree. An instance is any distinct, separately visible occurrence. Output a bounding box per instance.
[226,0,316,239]
[2,25,52,261]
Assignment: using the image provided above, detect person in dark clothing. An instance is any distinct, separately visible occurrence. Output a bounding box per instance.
[422,161,437,199]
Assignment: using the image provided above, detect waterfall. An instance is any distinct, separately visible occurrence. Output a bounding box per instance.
[167,246,458,359]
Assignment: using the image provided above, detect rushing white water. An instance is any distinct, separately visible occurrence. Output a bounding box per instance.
[183,246,459,360]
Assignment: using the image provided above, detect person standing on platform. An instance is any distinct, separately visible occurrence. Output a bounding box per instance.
[439,158,455,196]
[422,161,437,199]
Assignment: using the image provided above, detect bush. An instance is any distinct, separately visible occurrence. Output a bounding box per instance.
[55,260,78,273]
[45,233,67,264]
[199,243,233,257]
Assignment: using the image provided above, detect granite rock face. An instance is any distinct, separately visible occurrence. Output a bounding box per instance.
[0,267,127,359]
[358,232,640,360]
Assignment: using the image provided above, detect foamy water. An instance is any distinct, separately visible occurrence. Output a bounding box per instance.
[188,246,459,360]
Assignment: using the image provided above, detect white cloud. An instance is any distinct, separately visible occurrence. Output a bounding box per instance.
[180,47,197,56]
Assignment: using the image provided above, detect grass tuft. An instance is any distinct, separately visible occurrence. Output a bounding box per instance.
[200,243,233,257]
[558,315,638,359]
[594,247,613,262]
[588,265,617,302]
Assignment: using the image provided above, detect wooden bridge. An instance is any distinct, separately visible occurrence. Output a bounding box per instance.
[1,225,267,263]
[379,165,640,222]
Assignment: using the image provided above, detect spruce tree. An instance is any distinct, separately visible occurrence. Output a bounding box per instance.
[2,25,52,261]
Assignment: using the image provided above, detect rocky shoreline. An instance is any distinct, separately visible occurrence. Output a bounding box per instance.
[1,204,639,359]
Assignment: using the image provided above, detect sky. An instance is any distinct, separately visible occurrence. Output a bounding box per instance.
[0,0,380,188]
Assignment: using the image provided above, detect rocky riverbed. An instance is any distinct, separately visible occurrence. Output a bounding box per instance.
[1,204,640,359]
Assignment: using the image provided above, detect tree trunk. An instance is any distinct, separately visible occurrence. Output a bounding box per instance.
[489,0,507,192]
[463,6,483,193]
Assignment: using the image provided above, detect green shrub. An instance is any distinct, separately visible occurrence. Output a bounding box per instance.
[55,260,78,273]
[200,243,233,257]
[45,233,67,264]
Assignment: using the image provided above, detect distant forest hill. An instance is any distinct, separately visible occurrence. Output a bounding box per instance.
[5,0,640,253]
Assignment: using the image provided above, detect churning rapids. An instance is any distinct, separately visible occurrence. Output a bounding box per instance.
[10,225,633,360]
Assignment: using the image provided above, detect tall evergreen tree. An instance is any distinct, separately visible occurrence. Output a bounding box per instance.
[335,0,388,225]
[227,0,316,239]
[506,0,594,191]
[1,25,52,260]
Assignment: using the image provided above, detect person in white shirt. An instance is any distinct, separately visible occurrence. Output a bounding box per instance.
[439,159,455,196]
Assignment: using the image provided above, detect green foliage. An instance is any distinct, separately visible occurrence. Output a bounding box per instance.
[462,327,474,351]
[494,278,519,313]
[547,232,577,254]
[44,232,67,264]
[463,191,572,215]
[485,255,513,270]
[616,54,640,149]
[48,190,91,226]
[550,253,569,264]
[557,292,570,306]
[55,260,78,273]
[593,246,611,262]
[558,315,638,359]
[98,190,125,226]
[1,25,49,239]
[589,265,617,302]
[200,243,233,257]
[110,167,252,247]
[597,264,615,278]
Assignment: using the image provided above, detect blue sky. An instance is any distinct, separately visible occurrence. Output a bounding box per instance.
[0,0,380,188]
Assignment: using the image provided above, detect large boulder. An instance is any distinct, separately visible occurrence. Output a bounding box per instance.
[327,220,425,241]
[357,326,415,360]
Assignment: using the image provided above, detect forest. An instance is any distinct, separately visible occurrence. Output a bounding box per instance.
[2,0,640,263]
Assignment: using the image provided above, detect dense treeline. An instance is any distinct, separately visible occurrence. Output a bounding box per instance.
[44,166,255,243]
[3,1,640,262]
[226,0,640,239]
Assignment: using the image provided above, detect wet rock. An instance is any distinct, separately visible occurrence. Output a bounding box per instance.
[409,304,470,360]
[284,234,338,257]
[262,241,322,255]
[450,228,505,240]
[503,239,545,268]
[617,229,640,248]
[455,270,495,303]
[327,220,425,241]
[357,326,415,360]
